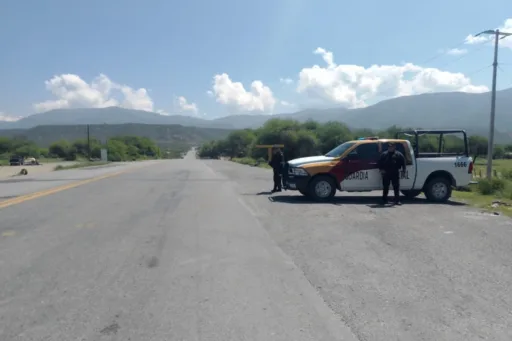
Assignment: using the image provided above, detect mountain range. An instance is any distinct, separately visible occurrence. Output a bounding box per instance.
[1,87,511,143]
[0,124,232,149]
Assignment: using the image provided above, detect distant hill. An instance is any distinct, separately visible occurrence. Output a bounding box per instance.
[0,124,232,148]
[0,107,229,130]
[1,87,511,143]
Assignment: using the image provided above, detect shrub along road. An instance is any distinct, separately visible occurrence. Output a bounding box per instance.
[0,151,510,341]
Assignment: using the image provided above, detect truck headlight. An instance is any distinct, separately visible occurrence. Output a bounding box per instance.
[289,167,309,176]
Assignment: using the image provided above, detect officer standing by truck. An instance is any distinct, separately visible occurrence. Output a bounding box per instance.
[378,142,406,205]
[269,146,284,193]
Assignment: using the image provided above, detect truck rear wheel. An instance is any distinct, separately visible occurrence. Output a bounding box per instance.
[308,175,336,202]
[401,190,422,199]
[424,177,452,202]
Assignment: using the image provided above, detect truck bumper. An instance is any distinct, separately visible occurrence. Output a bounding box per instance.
[284,175,311,192]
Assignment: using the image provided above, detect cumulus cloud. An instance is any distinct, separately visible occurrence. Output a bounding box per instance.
[33,74,154,113]
[445,48,468,55]
[210,73,276,113]
[296,47,488,108]
[0,112,22,122]
[174,96,198,115]
[464,18,512,49]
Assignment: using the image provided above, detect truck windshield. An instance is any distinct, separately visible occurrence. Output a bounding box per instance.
[325,142,355,158]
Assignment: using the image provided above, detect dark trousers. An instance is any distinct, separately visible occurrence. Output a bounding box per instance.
[273,169,282,190]
[382,173,400,201]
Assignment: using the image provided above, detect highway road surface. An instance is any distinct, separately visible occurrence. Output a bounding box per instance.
[0,151,511,341]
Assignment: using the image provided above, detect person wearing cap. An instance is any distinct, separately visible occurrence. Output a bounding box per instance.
[378,142,406,205]
[268,147,284,193]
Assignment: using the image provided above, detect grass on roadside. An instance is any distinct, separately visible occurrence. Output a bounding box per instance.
[54,161,110,171]
[471,158,512,178]
[453,176,512,217]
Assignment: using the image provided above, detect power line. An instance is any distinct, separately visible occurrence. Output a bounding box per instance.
[418,40,469,66]
[497,65,512,86]
[432,40,494,70]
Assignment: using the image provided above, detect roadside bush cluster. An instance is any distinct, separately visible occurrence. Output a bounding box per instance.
[0,135,161,162]
[0,137,50,160]
[48,136,161,161]
[473,178,512,200]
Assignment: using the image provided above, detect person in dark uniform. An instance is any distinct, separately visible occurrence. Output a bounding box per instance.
[268,147,284,193]
[378,142,406,205]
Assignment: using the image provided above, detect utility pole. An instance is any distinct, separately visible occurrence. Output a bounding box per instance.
[87,124,91,160]
[473,29,512,178]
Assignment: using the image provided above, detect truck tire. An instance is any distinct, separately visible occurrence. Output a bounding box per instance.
[401,190,422,199]
[308,175,336,202]
[424,177,452,202]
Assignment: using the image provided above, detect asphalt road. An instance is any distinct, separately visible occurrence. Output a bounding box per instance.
[0,161,160,201]
[0,151,511,341]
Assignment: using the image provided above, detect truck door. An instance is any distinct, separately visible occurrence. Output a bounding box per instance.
[340,142,381,191]
[378,142,416,190]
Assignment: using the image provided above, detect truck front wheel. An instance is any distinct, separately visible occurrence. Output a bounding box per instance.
[424,177,452,202]
[308,175,336,202]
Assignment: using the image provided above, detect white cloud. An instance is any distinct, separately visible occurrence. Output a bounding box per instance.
[210,73,276,113]
[0,112,22,122]
[280,100,293,107]
[464,34,488,45]
[446,48,468,55]
[174,96,198,115]
[156,109,169,116]
[280,77,293,84]
[296,47,488,109]
[33,74,154,113]
[464,18,512,49]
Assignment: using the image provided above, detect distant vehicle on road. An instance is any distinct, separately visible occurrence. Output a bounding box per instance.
[24,157,39,165]
[9,156,24,166]
[284,129,473,203]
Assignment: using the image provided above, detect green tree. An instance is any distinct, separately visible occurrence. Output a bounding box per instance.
[49,140,72,158]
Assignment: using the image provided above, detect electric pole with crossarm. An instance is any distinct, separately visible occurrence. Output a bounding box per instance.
[472,29,512,179]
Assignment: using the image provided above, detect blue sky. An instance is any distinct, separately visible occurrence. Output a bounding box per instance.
[1,0,512,120]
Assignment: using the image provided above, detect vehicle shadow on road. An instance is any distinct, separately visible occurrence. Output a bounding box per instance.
[268,195,467,207]
[256,191,274,195]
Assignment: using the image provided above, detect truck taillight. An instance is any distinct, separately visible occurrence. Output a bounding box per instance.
[468,161,473,174]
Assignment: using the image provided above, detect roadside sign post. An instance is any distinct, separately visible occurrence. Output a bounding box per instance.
[100,149,108,162]
[255,144,285,161]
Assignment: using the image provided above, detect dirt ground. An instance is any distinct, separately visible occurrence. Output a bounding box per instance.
[0,162,77,179]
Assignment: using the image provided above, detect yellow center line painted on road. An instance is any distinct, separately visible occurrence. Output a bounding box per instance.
[2,230,15,237]
[0,168,134,210]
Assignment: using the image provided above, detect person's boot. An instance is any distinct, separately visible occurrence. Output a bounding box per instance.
[381,197,388,205]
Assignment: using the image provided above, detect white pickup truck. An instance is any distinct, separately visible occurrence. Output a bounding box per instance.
[283,130,474,202]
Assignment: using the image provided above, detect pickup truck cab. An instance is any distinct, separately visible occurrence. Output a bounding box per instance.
[284,129,473,203]
[9,155,24,166]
